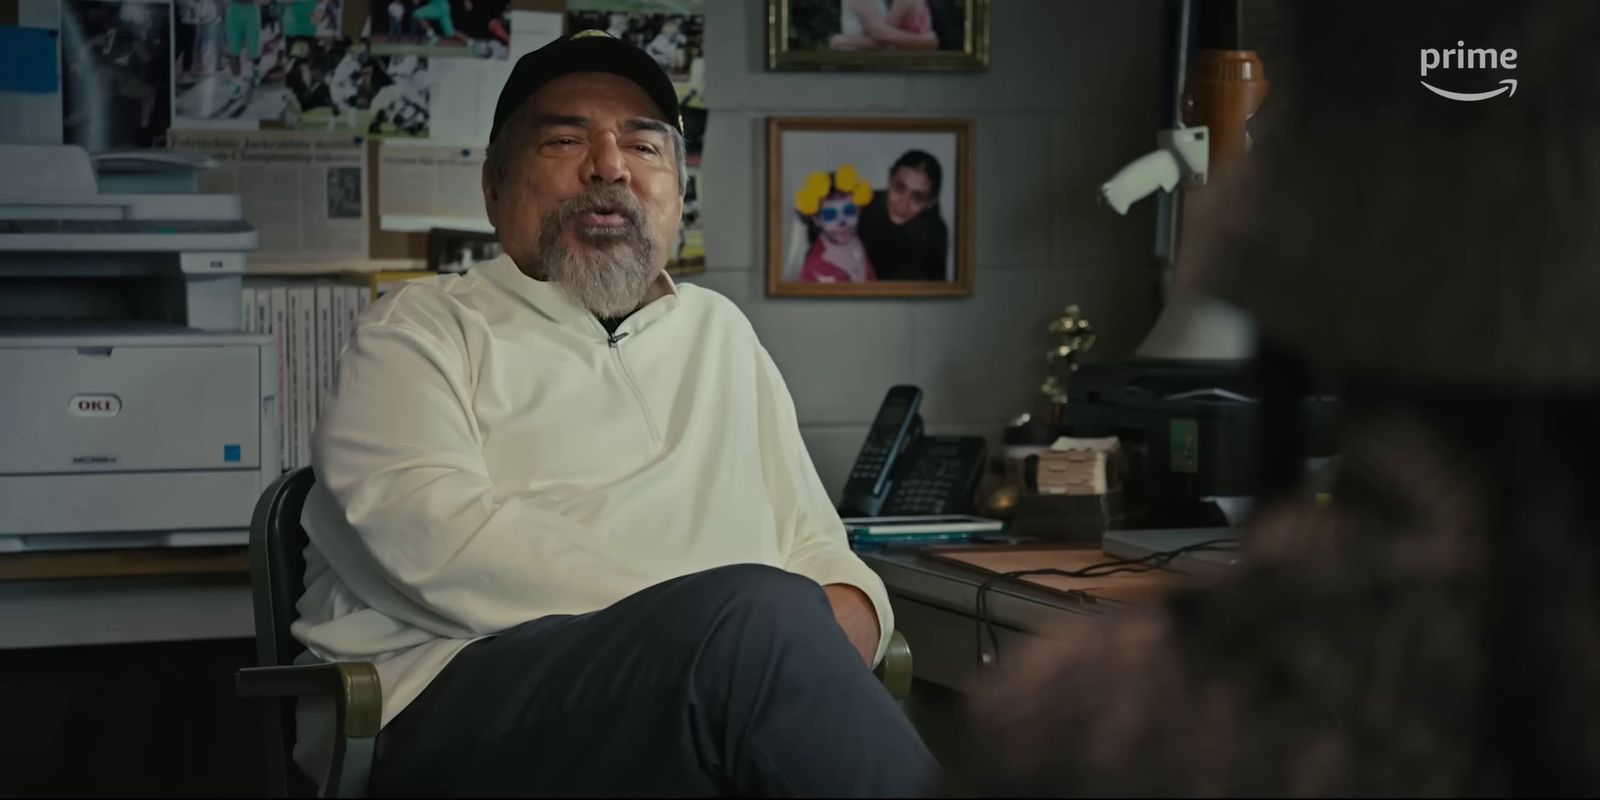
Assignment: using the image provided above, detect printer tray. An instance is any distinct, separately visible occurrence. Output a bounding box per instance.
[0,469,261,544]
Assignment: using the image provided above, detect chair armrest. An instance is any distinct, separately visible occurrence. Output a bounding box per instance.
[237,662,383,738]
[874,630,913,700]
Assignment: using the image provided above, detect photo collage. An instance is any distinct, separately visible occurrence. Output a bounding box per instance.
[57,0,710,275]
[566,0,706,274]
[62,0,525,148]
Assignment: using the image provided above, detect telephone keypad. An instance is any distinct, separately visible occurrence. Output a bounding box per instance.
[850,450,889,481]
[883,477,954,515]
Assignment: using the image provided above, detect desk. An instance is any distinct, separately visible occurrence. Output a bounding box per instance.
[862,529,1233,692]
[860,548,1110,692]
[0,547,254,649]
[860,547,1131,775]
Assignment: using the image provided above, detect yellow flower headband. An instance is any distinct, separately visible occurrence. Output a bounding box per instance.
[794,164,875,216]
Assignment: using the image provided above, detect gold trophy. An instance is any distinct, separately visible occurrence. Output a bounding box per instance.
[1041,304,1095,427]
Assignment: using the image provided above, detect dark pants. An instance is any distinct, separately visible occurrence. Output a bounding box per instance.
[368,564,939,797]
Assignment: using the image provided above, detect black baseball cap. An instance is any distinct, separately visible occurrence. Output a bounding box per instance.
[489,29,683,145]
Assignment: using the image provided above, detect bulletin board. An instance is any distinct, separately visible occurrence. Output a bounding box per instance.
[355,0,564,262]
[10,0,708,272]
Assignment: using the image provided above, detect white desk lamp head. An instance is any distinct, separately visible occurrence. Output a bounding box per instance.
[1098,125,1256,362]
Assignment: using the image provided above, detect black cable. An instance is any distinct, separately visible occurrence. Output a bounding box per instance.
[973,538,1241,668]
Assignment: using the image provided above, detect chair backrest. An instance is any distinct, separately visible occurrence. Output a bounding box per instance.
[248,466,319,797]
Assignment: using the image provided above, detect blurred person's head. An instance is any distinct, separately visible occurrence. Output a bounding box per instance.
[959,2,1600,796]
[1184,1,1600,391]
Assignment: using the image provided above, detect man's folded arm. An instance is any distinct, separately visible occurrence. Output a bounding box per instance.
[310,314,624,637]
[752,345,895,664]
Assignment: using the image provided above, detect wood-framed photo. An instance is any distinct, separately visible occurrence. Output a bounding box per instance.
[767,116,974,298]
[426,227,503,274]
[767,0,989,72]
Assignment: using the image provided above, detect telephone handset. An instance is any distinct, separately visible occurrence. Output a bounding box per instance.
[838,385,923,518]
[838,386,989,518]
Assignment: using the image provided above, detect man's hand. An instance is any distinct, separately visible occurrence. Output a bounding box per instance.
[824,584,880,666]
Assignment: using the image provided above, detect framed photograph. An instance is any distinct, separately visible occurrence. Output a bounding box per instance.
[371,0,512,60]
[767,0,989,72]
[767,117,973,298]
[427,227,503,274]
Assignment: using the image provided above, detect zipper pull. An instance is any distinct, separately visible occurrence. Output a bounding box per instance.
[607,331,630,348]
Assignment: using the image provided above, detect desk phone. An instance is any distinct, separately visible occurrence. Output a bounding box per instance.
[838,386,988,518]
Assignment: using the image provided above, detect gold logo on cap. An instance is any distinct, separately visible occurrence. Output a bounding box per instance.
[571,29,614,40]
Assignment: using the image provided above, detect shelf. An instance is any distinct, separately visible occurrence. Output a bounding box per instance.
[0,547,250,582]
[244,259,424,276]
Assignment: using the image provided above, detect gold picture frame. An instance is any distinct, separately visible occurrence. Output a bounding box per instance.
[767,116,974,298]
[767,0,990,72]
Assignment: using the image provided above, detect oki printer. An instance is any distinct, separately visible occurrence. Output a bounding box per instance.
[0,145,275,552]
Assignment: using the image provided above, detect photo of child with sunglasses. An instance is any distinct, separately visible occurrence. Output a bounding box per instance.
[771,121,966,297]
[793,165,877,283]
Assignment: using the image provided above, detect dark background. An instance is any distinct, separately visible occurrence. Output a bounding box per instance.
[1,638,268,796]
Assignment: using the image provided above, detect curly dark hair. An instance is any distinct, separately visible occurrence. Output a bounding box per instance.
[961,388,1600,796]
[955,2,1600,795]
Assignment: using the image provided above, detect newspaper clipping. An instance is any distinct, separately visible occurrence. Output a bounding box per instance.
[168,130,369,263]
[424,10,561,145]
[377,142,487,231]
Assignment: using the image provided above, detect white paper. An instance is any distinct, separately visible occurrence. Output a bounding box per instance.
[1049,436,1121,453]
[425,11,561,146]
[424,58,503,145]
[168,129,369,263]
[17,0,59,28]
[377,141,489,231]
[0,91,64,145]
[510,10,563,58]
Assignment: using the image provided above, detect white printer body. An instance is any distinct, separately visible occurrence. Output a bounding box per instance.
[0,145,276,552]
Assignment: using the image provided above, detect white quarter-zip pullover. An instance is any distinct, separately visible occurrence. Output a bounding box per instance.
[291,255,892,776]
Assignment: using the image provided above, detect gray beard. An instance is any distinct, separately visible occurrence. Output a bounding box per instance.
[534,217,656,318]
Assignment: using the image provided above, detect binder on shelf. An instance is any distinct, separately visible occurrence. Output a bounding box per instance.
[241,274,376,473]
[315,284,333,414]
[341,285,361,360]
[268,287,289,472]
[332,284,348,381]
[241,288,256,332]
[292,285,316,468]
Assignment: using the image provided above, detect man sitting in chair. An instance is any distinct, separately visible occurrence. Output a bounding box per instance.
[292,29,937,797]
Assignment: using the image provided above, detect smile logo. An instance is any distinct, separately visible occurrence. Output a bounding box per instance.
[1420,41,1519,101]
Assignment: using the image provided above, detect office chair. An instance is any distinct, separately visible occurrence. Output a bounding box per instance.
[237,467,378,798]
[238,467,914,798]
